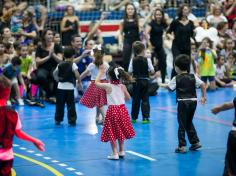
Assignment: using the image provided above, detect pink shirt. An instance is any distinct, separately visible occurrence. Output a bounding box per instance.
[0,115,22,161]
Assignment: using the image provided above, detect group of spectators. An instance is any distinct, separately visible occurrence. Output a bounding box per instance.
[0,0,236,107]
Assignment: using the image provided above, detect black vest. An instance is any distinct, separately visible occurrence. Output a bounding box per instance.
[233,97,236,127]
[0,106,18,149]
[132,56,149,79]
[176,73,196,100]
[58,61,75,84]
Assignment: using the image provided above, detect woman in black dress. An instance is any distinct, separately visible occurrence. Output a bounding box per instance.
[60,5,80,46]
[146,8,168,83]
[35,29,63,100]
[118,3,140,71]
[167,4,195,78]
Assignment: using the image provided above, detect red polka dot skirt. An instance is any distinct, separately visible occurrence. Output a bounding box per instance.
[80,80,107,108]
[101,104,135,142]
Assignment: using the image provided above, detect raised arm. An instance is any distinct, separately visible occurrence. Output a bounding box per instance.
[95,65,111,93]
[211,102,234,115]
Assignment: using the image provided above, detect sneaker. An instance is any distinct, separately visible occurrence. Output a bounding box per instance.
[189,143,202,151]
[55,121,61,125]
[69,122,76,126]
[107,154,119,160]
[131,119,136,124]
[175,146,187,154]
[25,99,36,106]
[17,98,24,106]
[7,100,12,106]
[118,151,125,158]
[142,119,150,124]
[35,101,45,108]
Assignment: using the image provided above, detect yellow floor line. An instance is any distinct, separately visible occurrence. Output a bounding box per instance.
[14,153,64,176]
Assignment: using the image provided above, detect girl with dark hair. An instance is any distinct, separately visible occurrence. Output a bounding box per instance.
[146,8,168,83]
[118,3,141,71]
[35,29,63,102]
[197,37,216,90]
[167,4,195,78]
[60,5,80,46]
[79,45,110,124]
[95,65,135,160]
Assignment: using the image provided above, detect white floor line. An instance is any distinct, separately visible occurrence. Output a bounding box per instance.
[126,150,156,161]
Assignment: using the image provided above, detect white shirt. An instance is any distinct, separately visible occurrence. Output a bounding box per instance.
[56,63,78,90]
[87,62,109,80]
[107,83,125,105]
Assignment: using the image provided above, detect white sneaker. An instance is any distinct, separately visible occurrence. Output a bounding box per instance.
[107,154,119,160]
[118,151,125,158]
[17,98,24,106]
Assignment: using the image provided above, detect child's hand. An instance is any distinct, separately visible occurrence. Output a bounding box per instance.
[211,107,220,115]
[200,97,206,105]
[34,139,45,152]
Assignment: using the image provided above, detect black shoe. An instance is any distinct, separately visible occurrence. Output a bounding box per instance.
[175,146,187,154]
[55,121,61,125]
[35,101,45,108]
[189,143,202,151]
[69,122,76,126]
[25,99,36,106]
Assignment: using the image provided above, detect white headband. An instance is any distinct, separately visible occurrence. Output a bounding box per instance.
[114,67,124,79]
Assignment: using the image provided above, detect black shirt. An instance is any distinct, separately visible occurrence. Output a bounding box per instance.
[123,20,140,44]
[167,19,194,52]
[35,44,63,70]
[149,20,167,49]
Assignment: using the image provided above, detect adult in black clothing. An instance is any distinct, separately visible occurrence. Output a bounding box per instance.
[118,3,140,71]
[60,5,80,46]
[167,4,195,78]
[146,8,168,83]
[35,29,63,100]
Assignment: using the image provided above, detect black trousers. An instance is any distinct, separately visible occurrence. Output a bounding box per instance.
[122,41,132,71]
[131,79,150,120]
[171,44,191,78]
[0,159,13,176]
[223,130,236,176]
[55,89,77,124]
[153,47,167,83]
[36,68,57,98]
[177,101,199,147]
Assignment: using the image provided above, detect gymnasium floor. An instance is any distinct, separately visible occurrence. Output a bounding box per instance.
[12,88,235,176]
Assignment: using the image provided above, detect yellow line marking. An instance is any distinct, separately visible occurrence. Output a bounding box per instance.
[11,168,16,176]
[14,153,64,176]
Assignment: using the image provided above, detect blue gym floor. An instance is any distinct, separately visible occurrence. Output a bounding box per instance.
[12,88,235,176]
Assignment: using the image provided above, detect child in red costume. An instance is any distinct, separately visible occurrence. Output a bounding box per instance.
[0,69,45,176]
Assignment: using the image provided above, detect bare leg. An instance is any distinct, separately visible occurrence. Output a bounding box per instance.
[110,141,118,155]
[209,81,216,90]
[118,140,124,152]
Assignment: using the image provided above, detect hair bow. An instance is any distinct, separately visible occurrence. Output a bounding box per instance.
[93,44,102,51]
[114,67,124,79]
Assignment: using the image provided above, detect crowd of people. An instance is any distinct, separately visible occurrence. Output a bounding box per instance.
[0,0,236,175]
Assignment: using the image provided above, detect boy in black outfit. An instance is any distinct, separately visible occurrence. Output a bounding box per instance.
[167,54,206,153]
[212,98,236,176]
[53,47,81,126]
[128,41,155,124]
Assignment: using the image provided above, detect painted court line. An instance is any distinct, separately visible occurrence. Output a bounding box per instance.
[126,150,156,161]
[14,144,84,175]
[156,107,232,126]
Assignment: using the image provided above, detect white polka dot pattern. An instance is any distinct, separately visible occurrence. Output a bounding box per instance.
[80,81,107,108]
[101,104,135,142]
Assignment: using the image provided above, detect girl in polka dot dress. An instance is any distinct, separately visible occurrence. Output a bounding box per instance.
[95,65,135,160]
[79,45,110,123]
